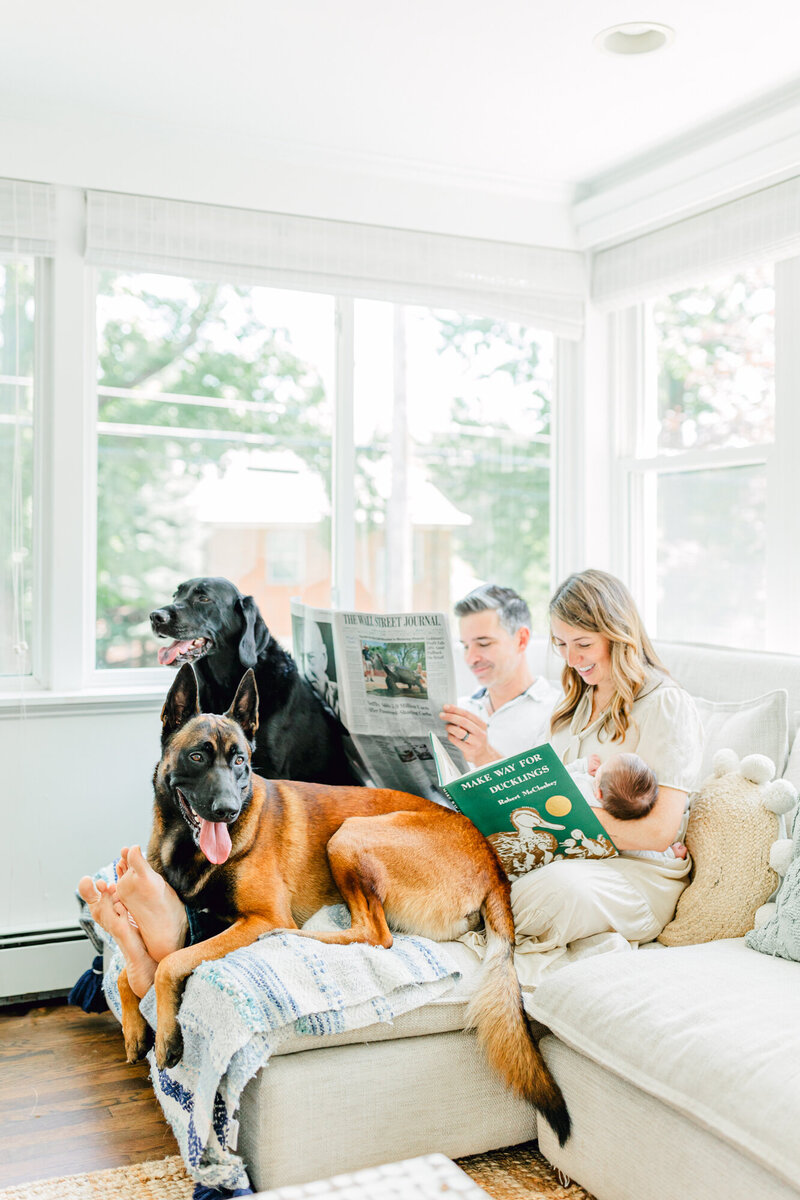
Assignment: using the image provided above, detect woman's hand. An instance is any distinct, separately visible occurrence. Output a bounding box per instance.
[439,704,501,766]
[593,785,688,852]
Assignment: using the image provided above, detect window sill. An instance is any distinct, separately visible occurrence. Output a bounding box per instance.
[0,687,164,719]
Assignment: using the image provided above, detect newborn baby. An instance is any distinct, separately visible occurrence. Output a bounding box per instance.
[568,752,687,859]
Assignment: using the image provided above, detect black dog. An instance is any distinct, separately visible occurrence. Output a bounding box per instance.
[150,577,357,784]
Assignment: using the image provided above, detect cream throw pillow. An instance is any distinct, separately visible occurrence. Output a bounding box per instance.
[693,689,789,782]
[783,717,800,794]
[659,750,797,947]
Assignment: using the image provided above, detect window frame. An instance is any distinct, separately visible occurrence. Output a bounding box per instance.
[0,250,40,683]
[610,256,800,654]
[0,190,569,701]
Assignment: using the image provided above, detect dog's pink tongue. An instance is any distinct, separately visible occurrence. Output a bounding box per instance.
[158,639,194,666]
[198,819,232,865]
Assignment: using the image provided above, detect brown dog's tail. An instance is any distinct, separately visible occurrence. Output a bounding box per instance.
[466,883,571,1146]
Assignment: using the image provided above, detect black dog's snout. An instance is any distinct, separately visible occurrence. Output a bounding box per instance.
[150,608,171,629]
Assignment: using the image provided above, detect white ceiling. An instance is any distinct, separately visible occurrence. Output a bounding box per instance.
[3,0,800,242]
[4,0,800,190]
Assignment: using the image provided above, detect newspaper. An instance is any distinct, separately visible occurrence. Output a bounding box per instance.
[291,601,470,804]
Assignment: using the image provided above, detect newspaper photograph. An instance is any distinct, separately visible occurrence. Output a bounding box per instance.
[293,613,341,721]
[291,601,469,802]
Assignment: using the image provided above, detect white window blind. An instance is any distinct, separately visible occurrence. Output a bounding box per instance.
[0,178,56,254]
[592,174,800,307]
[85,190,585,338]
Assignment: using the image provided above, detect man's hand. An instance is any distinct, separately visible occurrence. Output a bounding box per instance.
[439,704,501,766]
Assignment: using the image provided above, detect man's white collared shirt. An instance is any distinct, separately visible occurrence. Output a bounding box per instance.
[459,676,561,761]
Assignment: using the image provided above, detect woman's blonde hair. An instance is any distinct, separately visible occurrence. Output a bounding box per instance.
[549,569,666,742]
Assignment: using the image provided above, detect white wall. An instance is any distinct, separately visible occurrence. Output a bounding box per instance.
[0,701,161,939]
[0,696,164,997]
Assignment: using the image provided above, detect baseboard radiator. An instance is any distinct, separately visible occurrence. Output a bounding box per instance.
[0,925,93,1004]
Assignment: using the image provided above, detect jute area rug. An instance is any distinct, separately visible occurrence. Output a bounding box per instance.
[0,1143,597,1200]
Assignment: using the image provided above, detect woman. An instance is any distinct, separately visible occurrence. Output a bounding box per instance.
[509,569,703,969]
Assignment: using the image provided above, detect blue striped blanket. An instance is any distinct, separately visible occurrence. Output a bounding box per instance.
[79,868,461,1192]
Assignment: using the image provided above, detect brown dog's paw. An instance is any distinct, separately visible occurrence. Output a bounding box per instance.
[124,1021,152,1064]
[155,1022,184,1070]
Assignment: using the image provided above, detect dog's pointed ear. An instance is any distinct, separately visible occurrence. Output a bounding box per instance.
[226,669,259,744]
[161,663,200,745]
[236,594,267,669]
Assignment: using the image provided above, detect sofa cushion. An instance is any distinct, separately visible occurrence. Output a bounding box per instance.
[528,938,800,1191]
[784,719,800,794]
[693,690,789,782]
[273,939,481,1056]
[653,642,800,725]
[537,1038,800,1200]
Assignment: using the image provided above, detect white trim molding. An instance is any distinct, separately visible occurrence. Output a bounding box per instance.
[575,83,800,252]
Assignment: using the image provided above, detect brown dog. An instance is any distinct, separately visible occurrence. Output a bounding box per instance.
[118,663,570,1145]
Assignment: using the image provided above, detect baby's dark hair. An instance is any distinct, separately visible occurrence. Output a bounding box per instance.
[600,753,659,820]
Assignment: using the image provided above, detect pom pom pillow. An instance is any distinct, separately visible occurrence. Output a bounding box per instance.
[658,750,797,947]
[746,808,800,962]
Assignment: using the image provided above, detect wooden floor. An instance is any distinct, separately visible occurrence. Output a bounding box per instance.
[0,998,178,1189]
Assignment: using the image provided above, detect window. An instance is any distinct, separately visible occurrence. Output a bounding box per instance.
[653,267,774,454]
[0,258,36,677]
[95,273,557,675]
[265,529,306,586]
[619,265,776,649]
[95,271,335,667]
[353,301,553,630]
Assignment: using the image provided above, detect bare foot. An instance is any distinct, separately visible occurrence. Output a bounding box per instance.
[113,845,188,961]
[77,876,157,998]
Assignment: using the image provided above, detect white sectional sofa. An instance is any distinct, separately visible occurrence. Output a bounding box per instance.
[533,938,800,1200]
[235,640,800,1199]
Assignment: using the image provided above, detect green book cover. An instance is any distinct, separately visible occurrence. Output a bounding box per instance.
[430,733,617,879]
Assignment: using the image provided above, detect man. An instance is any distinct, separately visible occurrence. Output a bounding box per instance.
[440,584,560,767]
[303,620,340,720]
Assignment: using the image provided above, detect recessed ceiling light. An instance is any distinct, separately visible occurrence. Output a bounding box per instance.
[594,22,676,55]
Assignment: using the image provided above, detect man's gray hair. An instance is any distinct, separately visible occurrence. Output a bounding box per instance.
[454,584,531,636]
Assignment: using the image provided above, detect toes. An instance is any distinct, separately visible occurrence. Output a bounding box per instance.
[77,876,99,905]
[127,844,146,873]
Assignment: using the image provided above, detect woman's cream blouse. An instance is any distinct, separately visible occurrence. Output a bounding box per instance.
[550,668,703,794]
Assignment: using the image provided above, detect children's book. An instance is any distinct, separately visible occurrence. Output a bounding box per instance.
[430,734,617,880]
